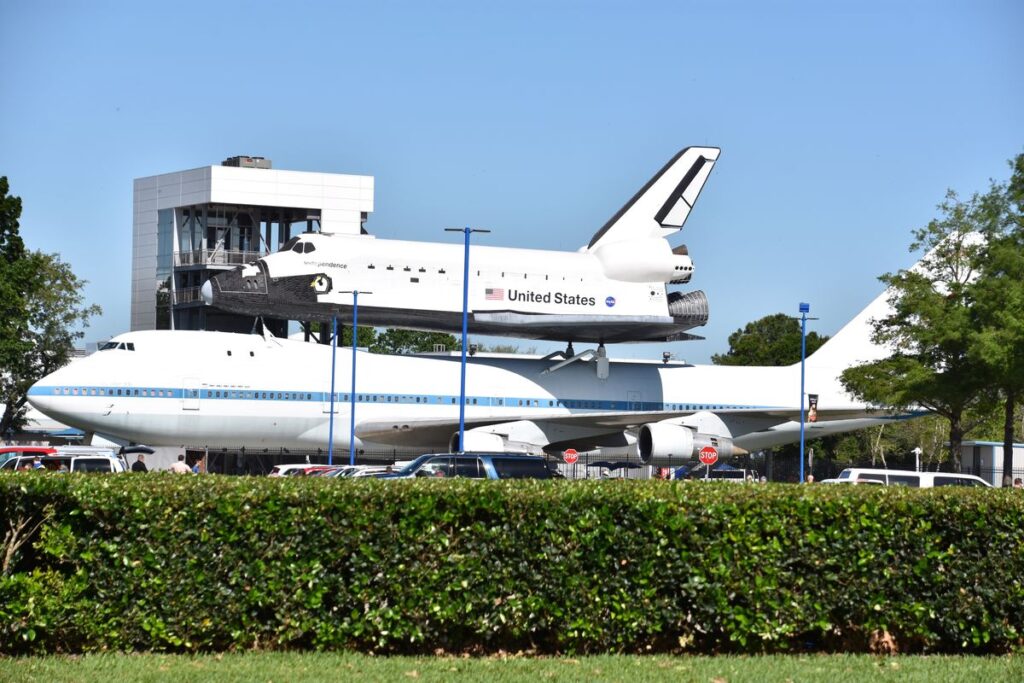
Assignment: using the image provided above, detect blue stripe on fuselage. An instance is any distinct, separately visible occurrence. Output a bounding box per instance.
[27,384,777,413]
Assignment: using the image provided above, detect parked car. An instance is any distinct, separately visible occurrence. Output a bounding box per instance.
[820,477,883,485]
[268,464,314,477]
[0,446,129,473]
[289,465,338,477]
[383,453,557,480]
[0,446,58,469]
[678,464,757,482]
[324,466,361,478]
[348,466,398,478]
[831,468,991,488]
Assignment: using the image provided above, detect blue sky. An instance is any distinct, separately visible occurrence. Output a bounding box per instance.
[2,1,1021,363]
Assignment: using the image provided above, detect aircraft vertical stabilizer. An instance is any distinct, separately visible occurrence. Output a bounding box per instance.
[585,147,720,250]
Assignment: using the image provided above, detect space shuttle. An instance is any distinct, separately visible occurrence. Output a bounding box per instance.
[27,271,909,462]
[200,147,719,344]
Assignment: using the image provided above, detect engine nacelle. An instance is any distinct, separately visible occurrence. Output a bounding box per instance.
[449,430,505,453]
[637,422,734,467]
[592,238,694,283]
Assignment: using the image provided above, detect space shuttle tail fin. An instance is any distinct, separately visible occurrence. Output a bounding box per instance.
[585,146,720,251]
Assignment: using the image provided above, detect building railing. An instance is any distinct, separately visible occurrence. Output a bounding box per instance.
[173,287,203,305]
[174,248,265,267]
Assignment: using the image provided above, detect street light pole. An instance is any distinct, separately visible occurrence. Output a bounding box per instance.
[327,316,338,466]
[445,226,490,452]
[799,302,810,483]
[338,290,371,467]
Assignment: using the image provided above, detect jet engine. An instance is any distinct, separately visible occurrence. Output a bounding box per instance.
[637,411,734,466]
[450,430,505,453]
[448,427,545,455]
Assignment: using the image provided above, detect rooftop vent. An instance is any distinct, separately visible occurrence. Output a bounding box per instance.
[222,156,271,169]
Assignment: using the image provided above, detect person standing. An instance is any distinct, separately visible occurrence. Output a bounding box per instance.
[191,455,205,474]
[169,454,191,474]
[131,454,148,472]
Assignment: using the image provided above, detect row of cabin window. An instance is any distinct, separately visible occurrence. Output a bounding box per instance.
[54,386,731,412]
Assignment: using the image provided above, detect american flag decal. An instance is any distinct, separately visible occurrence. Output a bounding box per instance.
[485,288,504,301]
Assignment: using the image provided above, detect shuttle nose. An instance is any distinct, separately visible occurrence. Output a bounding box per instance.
[201,279,213,305]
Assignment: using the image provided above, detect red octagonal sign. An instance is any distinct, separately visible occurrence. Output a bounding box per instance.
[563,448,579,465]
[698,445,719,466]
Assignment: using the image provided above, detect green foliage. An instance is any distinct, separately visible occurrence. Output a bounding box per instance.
[370,328,459,355]
[0,178,101,436]
[712,313,828,366]
[0,176,25,263]
[0,253,101,435]
[2,475,1023,655]
[968,154,1024,472]
[841,176,1018,459]
[336,324,377,349]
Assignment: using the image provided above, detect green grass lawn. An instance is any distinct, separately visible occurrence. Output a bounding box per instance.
[1,653,1022,682]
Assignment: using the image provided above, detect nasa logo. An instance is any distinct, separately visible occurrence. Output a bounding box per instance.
[605,296,616,308]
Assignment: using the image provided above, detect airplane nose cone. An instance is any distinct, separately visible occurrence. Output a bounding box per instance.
[201,279,213,305]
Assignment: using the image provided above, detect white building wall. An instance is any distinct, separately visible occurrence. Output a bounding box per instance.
[131,163,374,330]
[959,441,1024,487]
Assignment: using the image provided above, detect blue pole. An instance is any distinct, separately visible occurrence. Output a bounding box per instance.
[350,291,359,467]
[328,316,337,466]
[799,302,809,483]
[458,228,470,452]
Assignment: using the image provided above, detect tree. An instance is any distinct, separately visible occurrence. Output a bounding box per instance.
[0,194,102,435]
[370,328,458,355]
[337,325,377,349]
[712,313,828,366]
[0,177,27,381]
[841,189,999,465]
[969,153,1024,481]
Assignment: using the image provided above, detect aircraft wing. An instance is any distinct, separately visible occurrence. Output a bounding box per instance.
[354,406,884,450]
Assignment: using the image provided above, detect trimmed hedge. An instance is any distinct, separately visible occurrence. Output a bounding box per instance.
[1,475,1022,654]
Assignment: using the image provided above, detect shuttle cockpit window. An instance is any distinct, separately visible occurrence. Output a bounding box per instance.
[99,341,118,351]
[303,242,316,253]
[280,237,301,252]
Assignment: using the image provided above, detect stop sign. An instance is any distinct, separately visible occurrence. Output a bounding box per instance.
[698,445,718,466]
[563,448,579,465]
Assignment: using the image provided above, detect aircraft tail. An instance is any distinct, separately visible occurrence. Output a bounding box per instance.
[585,146,720,251]
[803,286,895,374]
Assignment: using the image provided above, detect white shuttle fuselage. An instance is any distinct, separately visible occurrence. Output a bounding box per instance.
[201,147,718,344]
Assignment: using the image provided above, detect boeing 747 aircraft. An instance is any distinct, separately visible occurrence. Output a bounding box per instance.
[27,276,907,464]
[200,147,719,344]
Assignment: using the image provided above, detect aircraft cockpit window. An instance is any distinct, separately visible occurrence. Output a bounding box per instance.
[303,242,316,253]
[292,242,304,253]
[280,237,300,252]
[99,341,118,351]
[126,343,135,351]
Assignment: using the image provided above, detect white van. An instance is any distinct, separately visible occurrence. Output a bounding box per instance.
[831,468,991,488]
[0,446,129,473]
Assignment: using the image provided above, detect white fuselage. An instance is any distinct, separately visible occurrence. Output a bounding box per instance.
[27,330,884,453]
[204,233,707,344]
